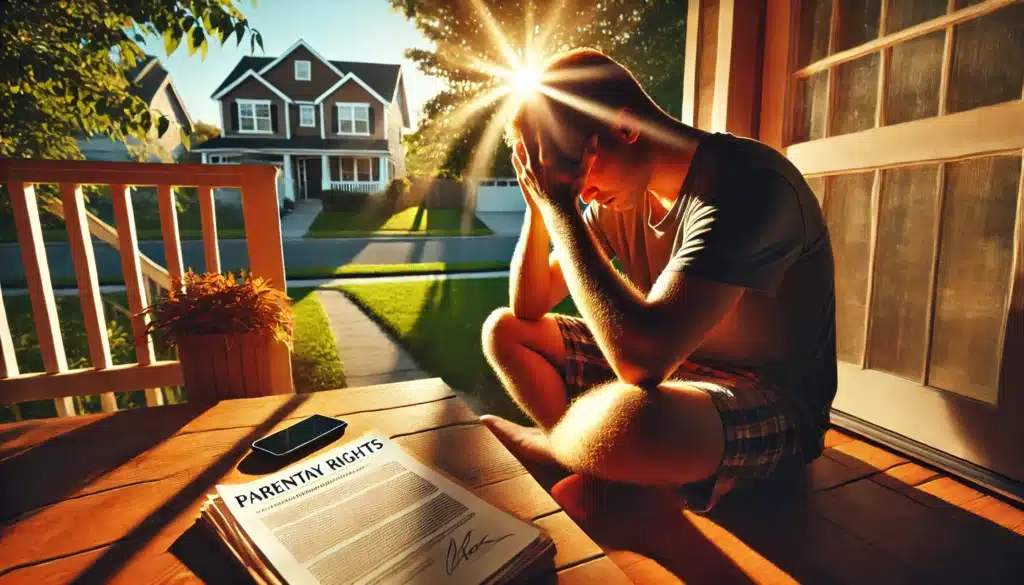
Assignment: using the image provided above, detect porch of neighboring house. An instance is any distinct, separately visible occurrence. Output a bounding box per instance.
[201,151,394,203]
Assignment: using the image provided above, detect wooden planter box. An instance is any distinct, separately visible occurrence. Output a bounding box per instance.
[176,331,283,404]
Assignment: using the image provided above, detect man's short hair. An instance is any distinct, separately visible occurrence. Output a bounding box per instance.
[506,48,664,155]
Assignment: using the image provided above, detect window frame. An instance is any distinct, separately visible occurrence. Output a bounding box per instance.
[294,60,311,81]
[298,104,316,128]
[336,103,371,136]
[237,99,273,134]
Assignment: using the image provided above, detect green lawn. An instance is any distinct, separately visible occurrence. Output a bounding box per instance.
[290,287,346,393]
[335,277,578,424]
[306,207,493,238]
[0,287,344,422]
[287,260,510,280]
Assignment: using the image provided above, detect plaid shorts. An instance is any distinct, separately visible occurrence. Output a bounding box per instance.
[555,314,805,512]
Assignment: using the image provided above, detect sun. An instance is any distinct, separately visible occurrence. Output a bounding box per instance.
[511,65,541,97]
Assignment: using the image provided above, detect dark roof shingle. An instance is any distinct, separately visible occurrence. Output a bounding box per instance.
[211,52,400,102]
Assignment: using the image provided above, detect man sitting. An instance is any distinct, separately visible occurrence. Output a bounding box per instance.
[480,48,837,512]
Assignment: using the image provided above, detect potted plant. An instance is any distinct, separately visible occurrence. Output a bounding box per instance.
[142,270,294,404]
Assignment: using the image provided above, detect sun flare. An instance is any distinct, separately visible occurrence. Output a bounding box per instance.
[511,65,541,97]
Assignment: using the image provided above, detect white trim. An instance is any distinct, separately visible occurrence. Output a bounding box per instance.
[384,107,389,139]
[282,153,295,201]
[321,154,330,190]
[319,103,325,139]
[236,99,274,134]
[163,79,195,132]
[284,102,291,139]
[335,103,371,136]
[294,60,311,81]
[295,100,316,104]
[313,73,390,106]
[391,68,403,101]
[391,69,412,129]
[211,69,293,102]
[299,105,316,127]
[259,38,346,80]
[196,148,391,155]
[132,57,159,84]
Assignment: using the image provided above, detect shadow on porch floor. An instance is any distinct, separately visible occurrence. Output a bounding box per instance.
[547,429,1024,585]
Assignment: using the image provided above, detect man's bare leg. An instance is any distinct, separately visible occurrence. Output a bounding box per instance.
[484,378,726,487]
[481,307,573,430]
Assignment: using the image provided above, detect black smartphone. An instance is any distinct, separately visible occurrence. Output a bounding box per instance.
[252,415,348,457]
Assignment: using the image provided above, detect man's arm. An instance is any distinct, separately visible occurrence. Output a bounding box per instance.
[538,201,742,385]
[509,191,569,320]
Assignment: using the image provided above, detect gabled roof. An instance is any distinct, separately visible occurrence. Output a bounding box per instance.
[210,45,403,105]
[126,55,170,103]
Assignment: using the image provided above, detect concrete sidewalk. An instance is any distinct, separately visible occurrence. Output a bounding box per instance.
[280,199,322,239]
[315,289,428,388]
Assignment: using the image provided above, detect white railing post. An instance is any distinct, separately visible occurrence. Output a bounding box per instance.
[321,155,330,192]
[0,281,19,380]
[156,184,184,284]
[198,185,221,273]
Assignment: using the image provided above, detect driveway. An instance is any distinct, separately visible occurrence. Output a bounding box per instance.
[0,235,519,285]
[476,212,525,236]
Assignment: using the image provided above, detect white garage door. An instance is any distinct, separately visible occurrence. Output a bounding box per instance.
[475,179,527,212]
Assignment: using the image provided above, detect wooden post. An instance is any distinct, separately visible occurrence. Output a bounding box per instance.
[681,0,702,126]
[198,185,221,273]
[60,183,116,413]
[759,0,796,149]
[111,184,163,407]
[8,182,75,417]
[711,0,766,137]
[240,165,294,394]
[156,184,184,284]
[0,281,19,380]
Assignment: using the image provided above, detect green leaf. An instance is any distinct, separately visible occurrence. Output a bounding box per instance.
[255,31,264,53]
[157,116,170,137]
[200,38,209,60]
[163,29,181,56]
[235,23,245,46]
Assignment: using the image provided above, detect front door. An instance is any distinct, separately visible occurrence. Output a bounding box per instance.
[779,1,1023,488]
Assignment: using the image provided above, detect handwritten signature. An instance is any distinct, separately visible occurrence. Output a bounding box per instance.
[444,530,514,575]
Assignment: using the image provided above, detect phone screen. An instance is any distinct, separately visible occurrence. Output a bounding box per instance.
[253,415,347,456]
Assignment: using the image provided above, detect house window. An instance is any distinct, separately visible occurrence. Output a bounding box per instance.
[340,158,355,181]
[357,158,372,181]
[238,100,272,133]
[337,103,370,135]
[295,60,311,81]
[299,105,315,127]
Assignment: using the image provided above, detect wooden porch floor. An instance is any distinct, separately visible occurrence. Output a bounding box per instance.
[558,429,1024,585]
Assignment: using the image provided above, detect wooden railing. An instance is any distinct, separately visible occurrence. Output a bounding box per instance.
[0,160,292,417]
[328,181,387,194]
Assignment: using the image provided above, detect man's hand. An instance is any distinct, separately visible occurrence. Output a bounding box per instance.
[511,129,595,213]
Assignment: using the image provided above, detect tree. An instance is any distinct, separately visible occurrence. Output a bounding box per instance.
[0,0,263,161]
[177,120,221,162]
[393,0,686,179]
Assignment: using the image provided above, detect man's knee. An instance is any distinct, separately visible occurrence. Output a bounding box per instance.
[548,380,723,484]
[481,307,520,360]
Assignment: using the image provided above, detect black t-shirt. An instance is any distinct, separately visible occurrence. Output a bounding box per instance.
[584,132,838,458]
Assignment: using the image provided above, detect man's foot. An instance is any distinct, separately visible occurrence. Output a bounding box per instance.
[479,414,559,466]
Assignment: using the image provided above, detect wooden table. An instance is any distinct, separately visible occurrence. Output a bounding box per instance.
[0,378,632,584]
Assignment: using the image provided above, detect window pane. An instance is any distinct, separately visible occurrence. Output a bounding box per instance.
[240,117,254,131]
[886,30,944,125]
[793,70,829,143]
[341,158,354,180]
[948,3,1024,114]
[256,118,271,132]
[240,103,254,117]
[798,0,833,67]
[823,172,876,364]
[339,119,354,133]
[354,107,369,122]
[833,53,879,136]
[354,120,369,134]
[928,155,1020,404]
[835,0,882,52]
[254,104,270,117]
[357,159,371,181]
[867,165,940,381]
[885,0,947,34]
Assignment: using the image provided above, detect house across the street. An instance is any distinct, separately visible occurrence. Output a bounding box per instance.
[78,55,194,162]
[195,38,411,204]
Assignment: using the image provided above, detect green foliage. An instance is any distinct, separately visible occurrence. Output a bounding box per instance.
[393,0,686,179]
[289,288,346,393]
[0,0,262,160]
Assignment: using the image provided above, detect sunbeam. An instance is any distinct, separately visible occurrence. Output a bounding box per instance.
[469,0,521,69]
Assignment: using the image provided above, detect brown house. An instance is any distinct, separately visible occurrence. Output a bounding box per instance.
[195,39,411,201]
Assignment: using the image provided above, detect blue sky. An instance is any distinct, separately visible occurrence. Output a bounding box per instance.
[145,0,446,128]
